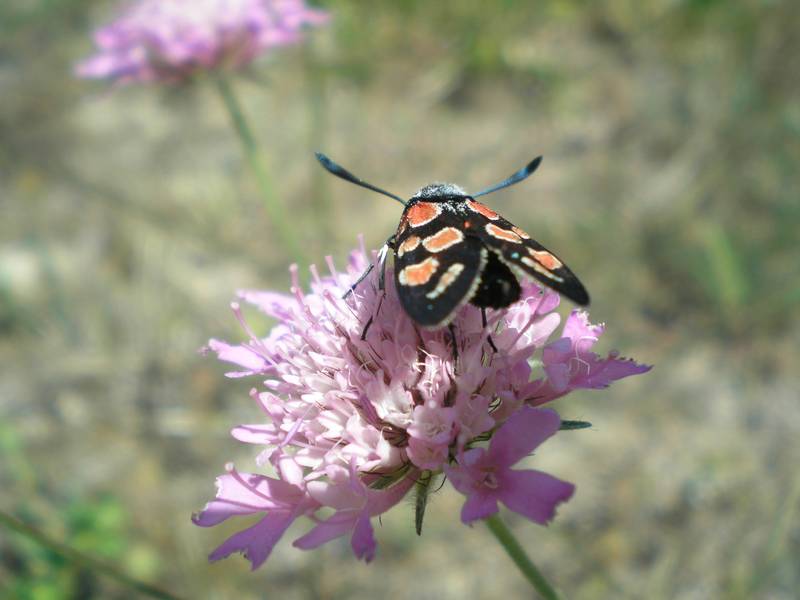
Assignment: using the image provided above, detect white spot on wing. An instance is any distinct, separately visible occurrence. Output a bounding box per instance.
[426,263,466,299]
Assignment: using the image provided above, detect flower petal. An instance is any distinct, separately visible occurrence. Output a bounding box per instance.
[562,310,604,350]
[351,513,377,562]
[238,290,297,320]
[576,354,652,389]
[192,470,301,527]
[293,512,355,550]
[498,469,575,525]
[488,407,561,468]
[208,511,296,570]
[205,338,270,377]
[460,491,500,524]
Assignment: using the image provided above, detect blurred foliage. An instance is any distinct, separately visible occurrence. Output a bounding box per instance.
[1,0,798,598]
[3,496,125,599]
[0,0,91,34]
[0,423,160,598]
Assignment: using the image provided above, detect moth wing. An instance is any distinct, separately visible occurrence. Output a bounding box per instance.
[464,199,590,305]
[393,211,487,328]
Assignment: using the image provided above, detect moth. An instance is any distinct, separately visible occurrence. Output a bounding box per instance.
[316,152,589,333]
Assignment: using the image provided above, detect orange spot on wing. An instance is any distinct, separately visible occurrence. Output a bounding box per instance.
[529,249,562,270]
[485,223,523,243]
[521,256,565,282]
[399,257,440,286]
[397,235,421,257]
[466,200,499,220]
[422,227,463,252]
[406,202,441,227]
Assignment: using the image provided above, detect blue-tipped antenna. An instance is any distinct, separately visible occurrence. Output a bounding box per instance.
[473,156,543,198]
[315,152,406,206]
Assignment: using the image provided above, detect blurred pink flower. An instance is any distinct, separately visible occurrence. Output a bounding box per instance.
[76,0,329,84]
[193,241,650,567]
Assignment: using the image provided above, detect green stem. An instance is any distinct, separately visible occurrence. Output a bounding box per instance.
[0,509,182,600]
[213,75,305,263]
[485,513,563,600]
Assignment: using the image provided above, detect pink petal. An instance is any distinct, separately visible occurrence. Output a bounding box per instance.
[444,448,485,490]
[295,475,415,558]
[366,475,418,515]
[535,288,561,315]
[306,479,361,510]
[293,513,354,550]
[576,355,652,389]
[489,407,561,468]
[498,469,575,525]
[192,471,300,527]
[543,362,571,393]
[542,336,572,365]
[351,514,377,562]
[206,338,268,376]
[562,310,604,349]
[208,511,296,570]
[237,289,297,320]
[231,424,277,445]
[406,437,449,470]
[460,490,500,524]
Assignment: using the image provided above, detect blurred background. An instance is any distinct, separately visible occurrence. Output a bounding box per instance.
[1,0,798,598]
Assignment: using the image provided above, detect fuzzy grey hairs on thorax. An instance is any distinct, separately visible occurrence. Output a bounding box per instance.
[412,182,467,200]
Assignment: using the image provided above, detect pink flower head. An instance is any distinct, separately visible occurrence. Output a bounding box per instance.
[193,240,650,567]
[76,0,329,84]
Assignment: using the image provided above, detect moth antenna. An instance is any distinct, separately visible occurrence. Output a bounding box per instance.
[473,156,543,198]
[315,152,407,206]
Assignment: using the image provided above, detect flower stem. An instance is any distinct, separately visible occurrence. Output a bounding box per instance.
[213,75,305,262]
[485,513,563,600]
[0,509,182,600]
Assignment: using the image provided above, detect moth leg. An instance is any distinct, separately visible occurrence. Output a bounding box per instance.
[448,323,459,364]
[344,235,395,299]
[357,235,395,339]
[360,315,374,340]
[481,308,498,353]
[360,293,385,340]
[377,235,396,292]
[343,263,374,299]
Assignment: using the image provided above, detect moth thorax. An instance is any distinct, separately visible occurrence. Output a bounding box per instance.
[412,182,467,200]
